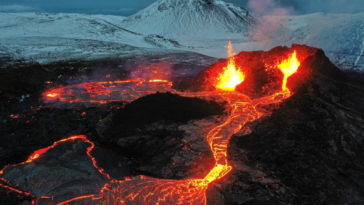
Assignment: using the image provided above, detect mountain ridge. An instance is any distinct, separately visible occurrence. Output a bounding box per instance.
[121,0,254,38]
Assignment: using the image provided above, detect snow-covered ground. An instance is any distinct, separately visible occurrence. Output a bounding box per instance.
[0,0,363,70]
[0,37,171,64]
[0,0,254,64]
[0,12,185,63]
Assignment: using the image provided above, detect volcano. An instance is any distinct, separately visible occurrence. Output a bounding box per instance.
[0,44,363,205]
[121,0,253,38]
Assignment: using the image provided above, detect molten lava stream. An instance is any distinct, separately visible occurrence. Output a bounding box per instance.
[99,48,302,204]
[96,90,292,205]
[0,46,302,204]
[0,94,293,205]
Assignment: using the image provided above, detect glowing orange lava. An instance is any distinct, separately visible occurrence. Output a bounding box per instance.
[216,42,245,91]
[278,51,301,91]
[0,49,304,205]
[46,93,58,98]
[43,79,173,104]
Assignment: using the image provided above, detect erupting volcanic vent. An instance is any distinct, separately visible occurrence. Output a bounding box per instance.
[277,51,301,91]
[216,42,245,91]
[0,44,317,205]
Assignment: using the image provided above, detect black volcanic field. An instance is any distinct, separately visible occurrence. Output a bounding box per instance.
[0,49,364,205]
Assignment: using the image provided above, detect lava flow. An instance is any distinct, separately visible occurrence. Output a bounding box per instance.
[0,135,110,203]
[0,44,306,205]
[43,79,173,104]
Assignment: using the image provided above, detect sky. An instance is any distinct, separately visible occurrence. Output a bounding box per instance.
[0,0,364,16]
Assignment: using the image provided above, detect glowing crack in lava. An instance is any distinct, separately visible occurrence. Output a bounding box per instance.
[216,42,245,91]
[0,135,110,203]
[0,49,304,205]
[43,79,173,104]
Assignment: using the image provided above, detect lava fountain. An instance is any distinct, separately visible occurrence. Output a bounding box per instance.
[0,44,310,205]
[216,41,245,91]
[278,51,301,92]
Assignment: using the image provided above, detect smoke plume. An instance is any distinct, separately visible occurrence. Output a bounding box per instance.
[247,0,293,43]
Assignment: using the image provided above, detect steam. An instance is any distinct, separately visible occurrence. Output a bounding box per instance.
[247,0,293,43]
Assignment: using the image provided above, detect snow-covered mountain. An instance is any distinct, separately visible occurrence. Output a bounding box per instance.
[0,1,364,71]
[121,0,253,38]
[0,0,253,64]
[0,12,185,63]
[0,13,139,47]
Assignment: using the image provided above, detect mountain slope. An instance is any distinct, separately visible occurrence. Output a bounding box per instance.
[121,0,253,38]
[1,10,364,71]
[0,13,143,46]
[0,37,164,64]
[0,12,186,63]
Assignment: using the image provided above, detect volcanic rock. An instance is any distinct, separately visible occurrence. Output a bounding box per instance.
[0,53,217,202]
[188,44,318,98]
[1,45,363,205]
[1,138,109,204]
[96,92,224,179]
[207,47,364,204]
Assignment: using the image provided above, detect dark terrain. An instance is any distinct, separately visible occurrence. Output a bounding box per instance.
[0,53,219,203]
[1,48,364,204]
[208,49,364,205]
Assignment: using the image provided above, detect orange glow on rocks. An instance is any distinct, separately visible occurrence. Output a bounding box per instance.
[278,51,301,92]
[46,93,58,98]
[0,46,312,205]
[0,135,111,204]
[1,91,294,204]
[43,79,173,104]
[9,114,20,119]
[216,42,245,91]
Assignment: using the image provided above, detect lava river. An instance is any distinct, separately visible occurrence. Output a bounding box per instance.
[0,47,303,205]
